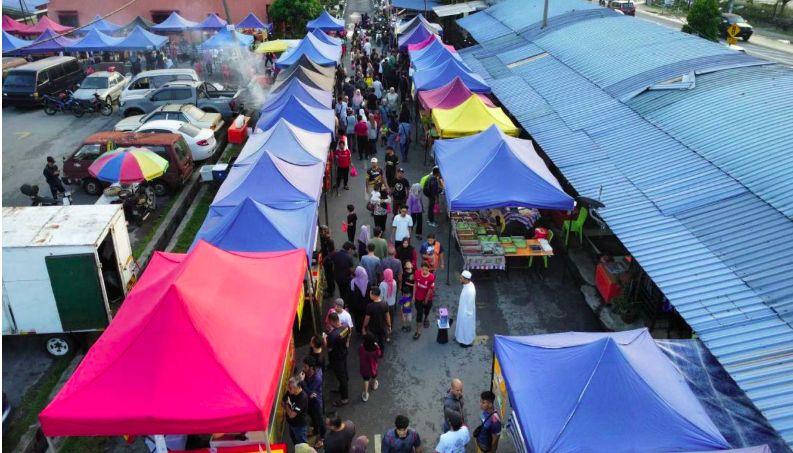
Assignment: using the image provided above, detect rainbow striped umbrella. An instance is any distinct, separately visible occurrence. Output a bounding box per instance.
[88,147,169,183]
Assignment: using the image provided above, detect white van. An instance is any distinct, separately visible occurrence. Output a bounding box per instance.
[120,69,200,104]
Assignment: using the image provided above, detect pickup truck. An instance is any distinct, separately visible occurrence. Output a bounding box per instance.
[120,81,241,120]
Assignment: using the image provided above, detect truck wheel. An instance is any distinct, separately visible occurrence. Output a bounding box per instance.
[83,178,102,196]
[151,180,169,197]
[44,335,73,357]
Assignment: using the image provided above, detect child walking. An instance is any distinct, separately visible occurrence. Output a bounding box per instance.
[346,204,358,243]
[358,333,383,402]
[399,289,413,332]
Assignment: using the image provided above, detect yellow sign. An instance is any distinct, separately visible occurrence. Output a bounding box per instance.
[727,23,741,37]
[296,287,305,327]
[727,36,737,45]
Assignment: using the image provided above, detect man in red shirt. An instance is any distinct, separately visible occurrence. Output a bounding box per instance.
[335,136,352,190]
[412,261,436,340]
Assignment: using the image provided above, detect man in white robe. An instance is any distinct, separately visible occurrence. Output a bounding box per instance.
[455,270,476,347]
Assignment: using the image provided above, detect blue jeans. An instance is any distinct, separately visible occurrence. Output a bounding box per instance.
[288,424,308,444]
[399,141,410,161]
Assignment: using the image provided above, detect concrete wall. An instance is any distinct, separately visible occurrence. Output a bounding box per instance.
[46,0,271,26]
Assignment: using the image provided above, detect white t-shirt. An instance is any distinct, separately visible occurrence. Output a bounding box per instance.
[435,426,470,453]
[338,309,354,328]
[392,214,414,241]
[373,80,383,98]
[364,41,372,56]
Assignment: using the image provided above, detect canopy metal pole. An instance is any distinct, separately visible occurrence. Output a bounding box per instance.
[264,431,273,453]
[154,435,168,453]
[46,436,58,453]
[446,212,452,285]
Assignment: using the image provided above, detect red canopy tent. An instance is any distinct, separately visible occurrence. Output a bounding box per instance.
[39,242,307,437]
[17,16,73,36]
[418,76,496,110]
[2,15,32,34]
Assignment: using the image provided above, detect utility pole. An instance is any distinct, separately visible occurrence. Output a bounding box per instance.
[542,0,550,28]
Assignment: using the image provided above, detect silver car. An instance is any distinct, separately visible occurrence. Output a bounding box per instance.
[73,71,127,103]
[114,104,225,134]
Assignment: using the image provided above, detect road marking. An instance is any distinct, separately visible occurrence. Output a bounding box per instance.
[15,132,31,140]
[374,435,381,453]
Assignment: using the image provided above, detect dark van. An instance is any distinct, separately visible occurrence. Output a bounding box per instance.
[63,132,194,196]
[2,56,84,107]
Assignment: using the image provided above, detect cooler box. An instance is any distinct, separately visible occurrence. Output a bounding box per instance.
[228,116,250,144]
[212,163,229,182]
[199,165,215,182]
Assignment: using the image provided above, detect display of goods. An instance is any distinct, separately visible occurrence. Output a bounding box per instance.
[459,239,479,247]
[476,227,487,235]
[462,246,482,254]
[503,246,518,254]
[499,237,513,244]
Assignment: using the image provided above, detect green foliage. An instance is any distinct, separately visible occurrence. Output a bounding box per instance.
[269,0,324,37]
[682,0,722,41]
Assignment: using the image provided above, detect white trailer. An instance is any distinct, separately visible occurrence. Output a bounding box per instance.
[2,205,137,356]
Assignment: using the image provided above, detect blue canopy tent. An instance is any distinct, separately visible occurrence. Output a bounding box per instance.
[210,151,324,216]
[192,197,318,260]
[237,118,331,165]
[412,58,490,93]
[275,32,340,69]
[81,15,122,34]
[115,26,168,51]
[305,10,345,32]
[198,28,253,50]
[310,28,342,46]
[237,12,270,30]
[119,16,154,33]
[195,13,227,31]
[493,329,732,453]
[264,77,333,109]
[272,65,335,92]
[2,30,29,55]
[255,97,335,135]
[397,23,436,50]
[18,29,78,55]
[68,29,125,52]
[411,42,461,71]
[391,0,441,12]
[396,14,442,35]
[277,53,335,81]
[150,12,198,32]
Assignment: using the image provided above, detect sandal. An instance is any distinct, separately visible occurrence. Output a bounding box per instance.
[413,332,421,340]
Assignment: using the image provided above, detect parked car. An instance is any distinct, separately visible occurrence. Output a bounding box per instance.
[2,57,27,80]
[73,71,127,104]
[720,13,753,41]
[120,68,200,104]
[136,120,218,161]
[2,56,84,107]
[606,0,635,15]
[120,81,241,120]
[114,104,225,134]
[63,131,194,196]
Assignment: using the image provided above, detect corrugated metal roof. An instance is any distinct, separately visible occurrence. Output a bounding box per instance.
[432,0,487,17]
[391,0,440,12]
[457,1,793,448]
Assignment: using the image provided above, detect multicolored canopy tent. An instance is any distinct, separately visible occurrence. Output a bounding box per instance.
[409,36,457,60]
[16,16,73,36]
[80,15,122,34]
[434,125,572,210]
[211,151,324,215]
[277,53,335,80]
[255,97,335,135]
[418,77,494,110]
[68,29,125,52]
[263,77,333,110]
[150,12,198,32]
[119,16,154,33]
[195,13,227,31]
[3,15,32,34]
[192,198,318,260]
[310,28,342,46]
[398,23,437,50]
[275,32,341,69]
[410,42,461,71]
[237,118,331,165]
[305,10,345,32]
[432,96,517,138]
[237,12,270,30]
[198,28,254,50]
[271,65,335,93]
[492,329,732,453]
[396,14,442,35]
[115,26,169,51]
[17,28,78,55]
[406,34,453,53]
[412,58,490,93]
[39,242,307,437]
[2,30,30,55]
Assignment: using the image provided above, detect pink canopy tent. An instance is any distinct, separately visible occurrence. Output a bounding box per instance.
[418,76,496,110]
[17,16,73,36]
[39,242,307,437]
[406,34,455,53]
[2,15,32,34]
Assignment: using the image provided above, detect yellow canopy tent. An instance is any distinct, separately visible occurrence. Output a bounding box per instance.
[431,95,519,138]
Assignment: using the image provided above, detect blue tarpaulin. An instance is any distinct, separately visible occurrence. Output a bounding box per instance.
[255,97,335,135]
[81,15,122,33]
[18,28,77,55]
[151,12,198,32]
[391,0,441,12]
[434,126,572,211]
[264,77,333,110]
[305,10,345,32]
[412,57,490,92]
[2,30,29,55]
[196,13,227,31]
[68,29,125,52]
[192,197,318,260]
[272,65,335,92]
[116,26,168,50]
[494,329,732,453]
[237,118,331,165]
[237,12,270,30]
[119,16,154,33]
[211,151,324,216]
[198,28,253,50]
[398,23,436,50]
[310,28,342,46]
[275,32,340,68]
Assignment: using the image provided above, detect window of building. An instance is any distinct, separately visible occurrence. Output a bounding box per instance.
[151,10,176,24]
[58,11,79,27]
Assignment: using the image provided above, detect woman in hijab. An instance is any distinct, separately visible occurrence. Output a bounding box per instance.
[407,183,424,238]
[379,268,397,335]
[396,236,416,268]
[351,435,369,453]
[358,224,370,258]
[352,88,364,111]
[349,266,369,333]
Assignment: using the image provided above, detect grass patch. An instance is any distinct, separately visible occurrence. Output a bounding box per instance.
[171,189,215,253]
[218,143,242,164]
[60,436,107,453]
[2,355,73,451]
[132,195,177,258]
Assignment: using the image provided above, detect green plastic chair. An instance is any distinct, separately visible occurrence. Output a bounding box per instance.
[562,207,588,246]
[529,230,554,269]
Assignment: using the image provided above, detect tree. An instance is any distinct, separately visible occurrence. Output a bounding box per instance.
[682,0,722,41]
[269,0,324,37]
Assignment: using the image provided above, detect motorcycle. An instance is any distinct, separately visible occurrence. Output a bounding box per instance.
[72,93,113,117]
[105,184,157,225]
[20,184,72,206]
[41,90,80,116]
